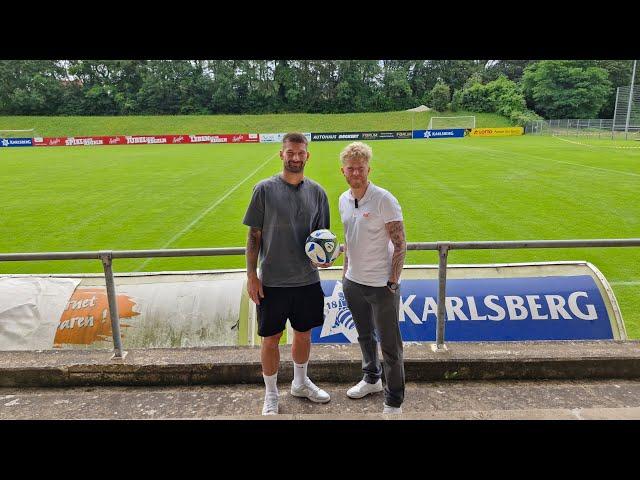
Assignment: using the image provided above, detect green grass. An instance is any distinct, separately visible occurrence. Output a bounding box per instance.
[0,111,510,137]
[0,133,638,338]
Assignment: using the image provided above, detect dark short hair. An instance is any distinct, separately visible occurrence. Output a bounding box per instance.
[282,132,308,146]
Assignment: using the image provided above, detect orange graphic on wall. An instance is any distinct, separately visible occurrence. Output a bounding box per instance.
[53,287,139,347]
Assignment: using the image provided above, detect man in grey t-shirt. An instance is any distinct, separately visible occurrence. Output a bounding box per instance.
[243,132,337,415]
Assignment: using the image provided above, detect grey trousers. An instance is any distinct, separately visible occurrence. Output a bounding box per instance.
[342,277,405,407]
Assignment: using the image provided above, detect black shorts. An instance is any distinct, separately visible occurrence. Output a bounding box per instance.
[257,282,325,337]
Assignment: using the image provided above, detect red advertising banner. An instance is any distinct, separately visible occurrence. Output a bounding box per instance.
[32,133,260,147]
[188,134,259,143]
[124,135,178,145]
[33,136,120,147]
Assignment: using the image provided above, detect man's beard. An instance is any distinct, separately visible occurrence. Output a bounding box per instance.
[348,178,365,188]
[285,161,304,173]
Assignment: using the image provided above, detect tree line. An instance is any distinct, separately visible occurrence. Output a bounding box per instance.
[0,60,632,122]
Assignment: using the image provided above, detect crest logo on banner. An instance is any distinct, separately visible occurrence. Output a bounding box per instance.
[319,281,358,343]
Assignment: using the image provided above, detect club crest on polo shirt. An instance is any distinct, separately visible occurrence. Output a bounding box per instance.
[352,210,371,219]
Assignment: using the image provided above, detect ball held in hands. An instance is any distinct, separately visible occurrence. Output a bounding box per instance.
[305,229,341,267]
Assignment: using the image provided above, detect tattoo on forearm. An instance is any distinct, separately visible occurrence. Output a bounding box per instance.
[386,221,406,282]
[246,227,262,274]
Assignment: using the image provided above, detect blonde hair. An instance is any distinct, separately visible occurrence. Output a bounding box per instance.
[340,141,372,165]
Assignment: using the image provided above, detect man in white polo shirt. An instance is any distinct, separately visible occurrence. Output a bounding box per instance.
[338,141,407,414]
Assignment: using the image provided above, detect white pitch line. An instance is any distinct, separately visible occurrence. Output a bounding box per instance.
[546,159,640,178]
[610,281,640,286]
[138,151,278,270]
[449,142,640,178]
[553,136,640,149]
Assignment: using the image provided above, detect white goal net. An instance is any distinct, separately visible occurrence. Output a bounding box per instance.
[428,116,476,130]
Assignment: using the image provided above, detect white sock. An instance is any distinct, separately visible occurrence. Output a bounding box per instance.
[263,372,278,395]
[293,361,308,387]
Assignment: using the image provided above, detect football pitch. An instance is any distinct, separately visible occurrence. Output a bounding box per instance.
[1,135,639,337]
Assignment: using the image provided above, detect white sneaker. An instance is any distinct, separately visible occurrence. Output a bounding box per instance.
[262,393,279,415]
[383,403,403,414]
[290,377,331,403]
[347,379,383,399]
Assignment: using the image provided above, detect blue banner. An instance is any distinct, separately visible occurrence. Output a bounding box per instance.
[0,138,33,147]
[312,275,613,343]
[412,129,465,139]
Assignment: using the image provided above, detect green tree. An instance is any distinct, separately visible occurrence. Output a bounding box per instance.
[428,82,450,112]
[429,60,486,92]
[0,60,67,115]
[456,75,536,125]
[522,60,612,118]
[594,60,635,118]
[133,60,213,115]
[297,60,340,113]
[111,60,146,114]
[380,61,414,111]
[333,61,381,112]
[208,60,239,114]
[273,60,298,111]
[460,82,493,112]
[450,89,463,112]
[485,76,526,118]
[483,60,535,83]
[408,61,437,104]
[462,71,483,89]
[67,60,121,115]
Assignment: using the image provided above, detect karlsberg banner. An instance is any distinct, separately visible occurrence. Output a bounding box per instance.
[412,129,466,139]
[0,138,33,147]
[0,262,625,350]
[312,262,625,344]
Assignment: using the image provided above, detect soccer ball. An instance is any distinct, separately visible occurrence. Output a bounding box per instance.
[305,229,340,264]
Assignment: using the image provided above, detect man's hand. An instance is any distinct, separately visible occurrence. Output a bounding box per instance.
[312,244,343,269]
[247,273,264,305]
[245,226,263,304]
[313,262,333,268]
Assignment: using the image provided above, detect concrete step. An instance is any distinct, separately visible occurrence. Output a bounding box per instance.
[2,379,640,420]
[1,340,639,387]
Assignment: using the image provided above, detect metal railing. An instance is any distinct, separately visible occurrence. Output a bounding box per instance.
[1,239,640,357]
[525,119,640,139]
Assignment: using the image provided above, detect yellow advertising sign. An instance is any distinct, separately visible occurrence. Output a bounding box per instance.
[469,127,524,137]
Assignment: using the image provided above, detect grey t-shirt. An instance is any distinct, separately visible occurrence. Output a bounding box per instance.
[243,174,330,287]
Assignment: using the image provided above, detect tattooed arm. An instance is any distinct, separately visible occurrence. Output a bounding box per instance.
[246,227,264,304]
[385,220,406,283]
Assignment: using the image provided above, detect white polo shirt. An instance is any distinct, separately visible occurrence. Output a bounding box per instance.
[339,182,403,287]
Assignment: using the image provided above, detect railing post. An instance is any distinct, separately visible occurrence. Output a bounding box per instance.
[432,242,450,352]
[599,119,602,139]
[612,87,620,140]
[100,251,127,361]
